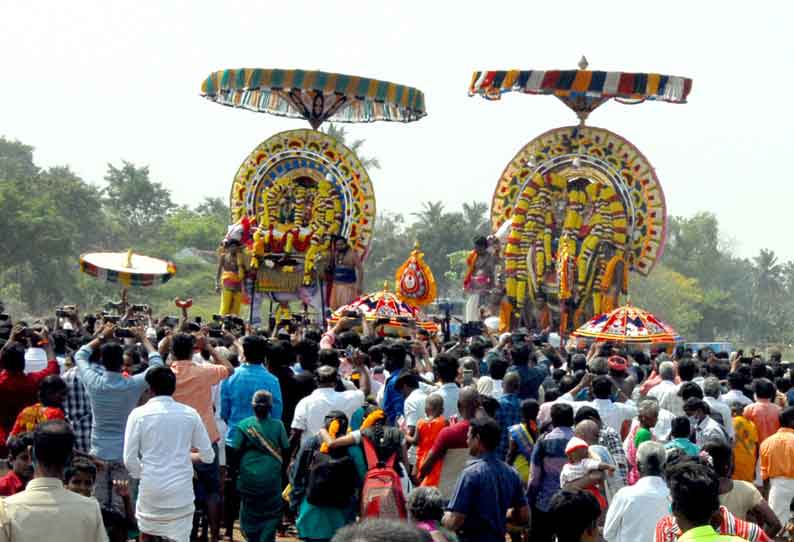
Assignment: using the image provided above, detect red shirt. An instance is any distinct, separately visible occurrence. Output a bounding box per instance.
[0,470,25,497]
[0,360,60,452]
[430,419,470,457]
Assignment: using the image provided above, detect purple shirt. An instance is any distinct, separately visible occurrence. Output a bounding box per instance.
[528,425,573,512]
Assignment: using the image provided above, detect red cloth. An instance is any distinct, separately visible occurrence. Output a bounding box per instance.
[0,360,59,453]
[429,419,470,457]
[0,470,24,497]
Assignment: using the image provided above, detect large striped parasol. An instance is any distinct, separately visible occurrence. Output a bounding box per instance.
[469,57,692,124]
[80,251,176,287]
[201,68,427,129]
[572,303,681,344]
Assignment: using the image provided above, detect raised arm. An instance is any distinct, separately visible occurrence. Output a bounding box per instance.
[123,413,142,479]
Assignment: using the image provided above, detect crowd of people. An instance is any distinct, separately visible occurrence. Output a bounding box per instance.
[2,304,794,542]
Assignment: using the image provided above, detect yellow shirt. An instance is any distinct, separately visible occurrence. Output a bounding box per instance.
[732,416,758,482]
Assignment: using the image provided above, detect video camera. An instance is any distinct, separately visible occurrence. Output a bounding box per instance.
[459,321,485,339]
[100,313,121,324]
[114,327,137,339]
[212,314,245,335]
[55,305,77,318]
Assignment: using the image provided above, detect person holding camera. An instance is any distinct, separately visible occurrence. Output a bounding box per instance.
[0,325,60,457]
[74,321,163,519]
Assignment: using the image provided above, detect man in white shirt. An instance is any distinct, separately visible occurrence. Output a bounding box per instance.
[589,376,637,435]
[559,374,637,436]
[123,367,215,542]
[647,362,683,416]
[703,376,735,442]
[432,353,461,420]
[604,441,670,542]
[720,373,753,408]
[397,372,429,468]
[290,365,366,447]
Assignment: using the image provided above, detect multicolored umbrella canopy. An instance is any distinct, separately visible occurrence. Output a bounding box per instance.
[469,57,692,124]
[328,287,438,337]
[572,304,681,343]
[80,251,176,287]
[201,68,427,129]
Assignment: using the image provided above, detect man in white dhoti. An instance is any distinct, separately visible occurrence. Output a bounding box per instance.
[760,406,794,526]
[124,367,215,542]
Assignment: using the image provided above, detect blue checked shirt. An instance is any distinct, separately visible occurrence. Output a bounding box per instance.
[221,363,282,446]
[75,345,164,461]
[495,393,522,460]
[63,366,92,453]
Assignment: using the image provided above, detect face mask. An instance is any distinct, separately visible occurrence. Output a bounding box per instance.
[689,416,700,427]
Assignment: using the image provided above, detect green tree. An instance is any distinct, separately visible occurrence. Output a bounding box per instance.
[631,264,705,338]
[103,161,175,246]
[364,211,412,291]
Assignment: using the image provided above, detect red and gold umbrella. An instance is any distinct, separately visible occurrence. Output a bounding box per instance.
[572,303,681,343]
[328,286,438,337]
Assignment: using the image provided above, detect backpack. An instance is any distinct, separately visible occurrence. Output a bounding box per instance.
[359,434,407,519]
[306,448,357,508]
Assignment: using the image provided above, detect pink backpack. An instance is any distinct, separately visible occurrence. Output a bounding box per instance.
[360,435,407,519]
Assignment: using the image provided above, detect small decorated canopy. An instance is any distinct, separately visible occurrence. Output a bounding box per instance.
[80,251,176,287]
[201,68,427,129]
[572,303,681,344]
[394,242,437,308]
[469,57,692,124]
[328,286,438,337]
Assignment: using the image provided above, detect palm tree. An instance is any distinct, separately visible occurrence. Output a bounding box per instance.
[753,248,783,298]
[321,123,381,170]
[411,201,445,229]
[461,201,489,235]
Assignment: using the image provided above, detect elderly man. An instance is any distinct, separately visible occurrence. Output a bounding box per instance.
[760,406,794,525]
[703,377,735,442]
[574,419,623,502]
[648,362,684,416]
[574,406,630,486]
[604,441,669,542]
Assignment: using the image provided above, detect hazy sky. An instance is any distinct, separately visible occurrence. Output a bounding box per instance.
[2,2,791,260]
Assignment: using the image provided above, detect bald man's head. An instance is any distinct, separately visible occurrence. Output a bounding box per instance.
[574,419,600,445]
[458,386,480,420]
